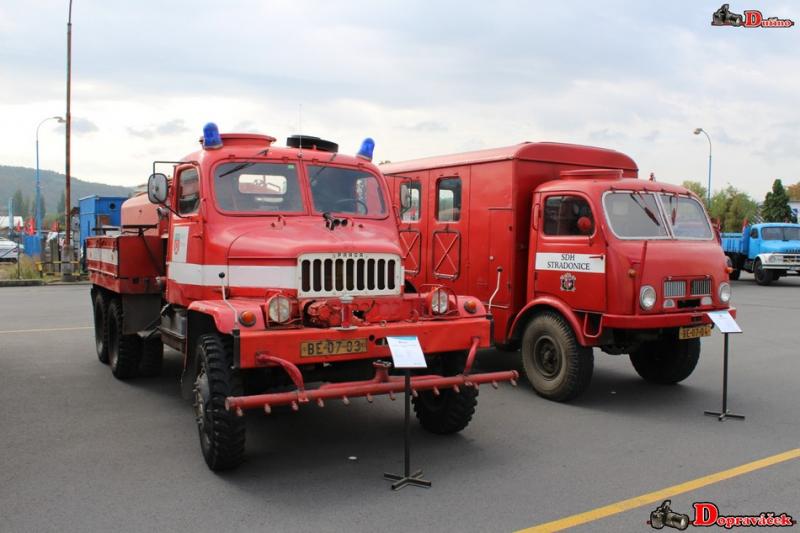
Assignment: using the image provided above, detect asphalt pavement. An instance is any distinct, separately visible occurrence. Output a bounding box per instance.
[0,277,798,533]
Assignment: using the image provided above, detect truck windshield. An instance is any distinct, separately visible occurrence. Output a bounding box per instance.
[603,192,668,238]
[308,165,386,216]
[214,162,304,213]
[762,227,800,241]
[658,194,713,239]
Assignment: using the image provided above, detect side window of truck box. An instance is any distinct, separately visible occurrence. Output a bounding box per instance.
[178,168,200,215]
[543,195,594,236]
[436,178,461,222]
[399,181,421,222]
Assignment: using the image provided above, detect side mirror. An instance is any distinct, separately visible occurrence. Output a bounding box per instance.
[148,173,169,204]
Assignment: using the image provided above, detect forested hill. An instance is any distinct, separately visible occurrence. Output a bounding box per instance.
[0,165,135,214]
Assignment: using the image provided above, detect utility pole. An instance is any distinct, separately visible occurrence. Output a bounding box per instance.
[62,0,74,281]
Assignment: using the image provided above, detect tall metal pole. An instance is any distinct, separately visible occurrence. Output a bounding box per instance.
[63,0,74,280]
[693,128,712,205]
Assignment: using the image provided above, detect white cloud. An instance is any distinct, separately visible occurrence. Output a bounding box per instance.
[0,0,797,201]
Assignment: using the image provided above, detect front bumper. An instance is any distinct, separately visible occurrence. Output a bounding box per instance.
[237,316,491,369]
[603,306,736,329]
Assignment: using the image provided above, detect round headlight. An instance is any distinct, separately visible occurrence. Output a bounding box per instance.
[639,285,656,310]
[769,255,782,264]
[268,295,292,323]
[431,289,449,315]
[718,282,731,303]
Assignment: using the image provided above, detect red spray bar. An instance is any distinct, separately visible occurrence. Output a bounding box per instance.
[225,338,518,416]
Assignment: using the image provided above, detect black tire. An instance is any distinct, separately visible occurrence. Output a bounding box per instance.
[139,337,164,377]
[93,292,109,364]
[107,299,142,380]
[194,333,245,471]
[754,259,774,286]
[729,269,741,281]
[521,312,593,402]
[629,337,700,384]
[412,351,477,434]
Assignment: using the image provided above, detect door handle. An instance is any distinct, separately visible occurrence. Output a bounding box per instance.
[589,254,604,259]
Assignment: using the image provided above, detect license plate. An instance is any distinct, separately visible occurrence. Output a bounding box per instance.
[300,338,369,357]
[679,324,712,340]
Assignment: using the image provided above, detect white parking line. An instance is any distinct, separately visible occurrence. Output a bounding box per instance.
[0,326,92,334]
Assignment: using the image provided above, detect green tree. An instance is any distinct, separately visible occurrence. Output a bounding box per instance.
[708,186,759,232]
[11,189,28,218]
[681,181,707,203]
[761,179,796,223]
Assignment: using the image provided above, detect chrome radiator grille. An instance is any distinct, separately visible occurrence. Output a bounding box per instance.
[690,279,712,295]
[298,253,402,297]
[663,280,686,298]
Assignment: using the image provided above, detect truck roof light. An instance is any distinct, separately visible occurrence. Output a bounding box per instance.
[203,122,223,150]
[357,137,375,161]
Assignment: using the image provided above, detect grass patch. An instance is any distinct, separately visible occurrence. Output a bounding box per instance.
[0,255,41,280]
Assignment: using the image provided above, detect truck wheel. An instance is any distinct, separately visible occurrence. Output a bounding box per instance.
[754,260,774,286]
[139,337,164,377]
[412,351,477,434]
[629,337,700,384]
[521,312,593,402]
[93,292,109,364]
[107,299,142,380]
[193,333,245,471]
[729,269,740,281]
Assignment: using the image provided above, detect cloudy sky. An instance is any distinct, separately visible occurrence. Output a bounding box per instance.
[1,1,798,199]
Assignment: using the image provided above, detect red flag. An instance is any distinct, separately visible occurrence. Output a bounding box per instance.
[25,217,35,235]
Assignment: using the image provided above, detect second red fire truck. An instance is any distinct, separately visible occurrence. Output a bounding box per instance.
[383,142,734,401]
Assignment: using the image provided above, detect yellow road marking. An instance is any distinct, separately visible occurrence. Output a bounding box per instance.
[518,448,800,533]
[0,326,92,334]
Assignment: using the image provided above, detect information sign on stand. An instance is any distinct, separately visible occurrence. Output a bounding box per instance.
[383,336,432,490]
[704,311,745,422]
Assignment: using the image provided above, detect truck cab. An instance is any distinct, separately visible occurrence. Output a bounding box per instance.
[383,143,734,401]
[722,223,800,285]
[87,126,516,471]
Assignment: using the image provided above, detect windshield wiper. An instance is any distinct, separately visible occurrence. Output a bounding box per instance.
[217,149,269,178]
[629,192,661,227]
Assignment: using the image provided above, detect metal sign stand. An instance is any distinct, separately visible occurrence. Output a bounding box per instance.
[383,369,431,490]
[704,331,745,422]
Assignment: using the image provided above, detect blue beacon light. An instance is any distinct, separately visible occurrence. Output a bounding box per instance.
[203,122,223,149]
[356,137,375,161]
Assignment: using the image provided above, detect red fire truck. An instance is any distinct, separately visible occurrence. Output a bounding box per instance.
[382,143,734,401]
[86,125,516,470]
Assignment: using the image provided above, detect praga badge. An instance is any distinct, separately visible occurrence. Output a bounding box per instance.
[560,272,576,292]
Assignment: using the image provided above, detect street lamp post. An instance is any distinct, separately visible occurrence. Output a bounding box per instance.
[36,116,65,237]
[693,128,712,205]
[63,0,74,281]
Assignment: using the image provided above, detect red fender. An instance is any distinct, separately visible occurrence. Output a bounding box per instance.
[507,295,589,347]
[187,298,266,334]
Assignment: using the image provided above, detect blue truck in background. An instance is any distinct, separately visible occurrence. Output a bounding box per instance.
[721,223,800,285]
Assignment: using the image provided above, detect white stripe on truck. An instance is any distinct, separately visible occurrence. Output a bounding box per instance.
[167,262,297,288]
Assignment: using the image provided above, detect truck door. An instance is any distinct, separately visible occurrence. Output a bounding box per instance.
[429,171,470,292]
[533,193,606,312]
[166,165,204,302]
[396,174,427,289]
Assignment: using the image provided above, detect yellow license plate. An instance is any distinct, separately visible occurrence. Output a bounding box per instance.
[300,338,369,357]
[679,324,712,340]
